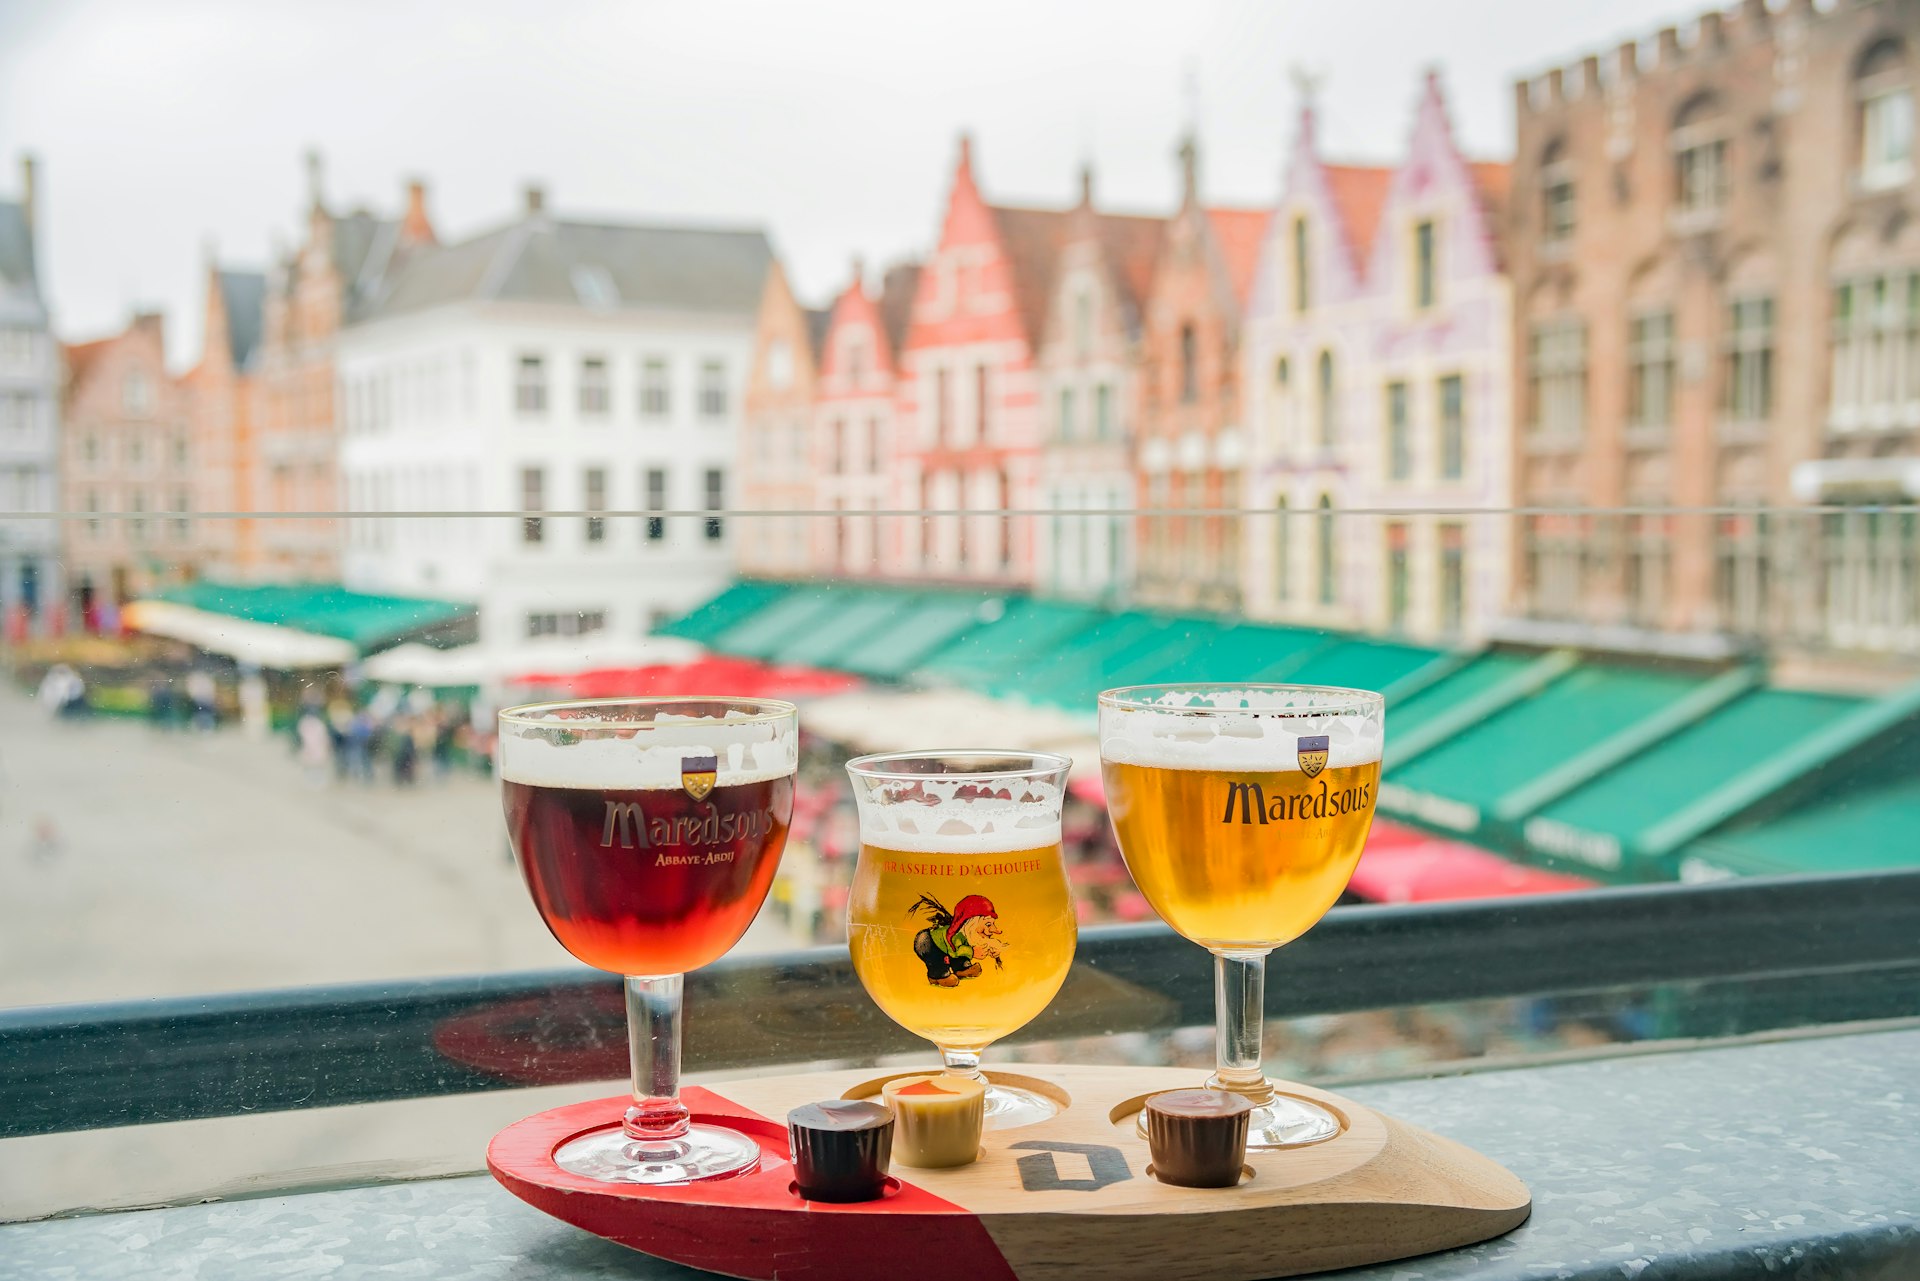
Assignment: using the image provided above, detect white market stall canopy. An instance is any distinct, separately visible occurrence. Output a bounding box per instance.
[123,601,357,670]
[799,688,1102,781]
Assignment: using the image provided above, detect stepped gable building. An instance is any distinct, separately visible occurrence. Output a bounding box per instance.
[186,255,265,579]
[813,257,920,577]
[1510,0,1920,663]
[1133,135,1268,611]
[1245,73,1513,643]
[738,257,826,577]
[894,135,1070,586]
[60,313,196,616]
[1034,165,1165,600]
[337,181,771,655]
[0,155,60,636]
[254,154,435,580]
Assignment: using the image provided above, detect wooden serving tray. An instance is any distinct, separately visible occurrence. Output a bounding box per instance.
[488,1064,1530,1281]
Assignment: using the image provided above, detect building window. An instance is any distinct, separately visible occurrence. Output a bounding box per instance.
[1528,319,1586,439]
[1438,374,1465,479]
[520,467,544,544]
[644,467,668,542]
[1674,95,1729,217]
[584,467,606,544]
[1829,271,1920,428]
[640,357,670,419]
[515,355,547,415]
[1316,351,1336,448]
[1858,40,1914,191]
[1316,495,1337,605]
[974,364,990,440]
[1292,216,1310,312]
[1386,381,1412,479]
[698,360,727,420]
[1439,523,1466,634]
[1273,497,1290,601]
[1413,220,1437,310]
[1179,324,1198,404]
[1725,297,1775,424]
[703,467,725,541]
[1541,139,1575,244]
[1095,383,1112,439]
[1627,311,1676,435]
[1386,522,1410,631]
[578,356,609,416]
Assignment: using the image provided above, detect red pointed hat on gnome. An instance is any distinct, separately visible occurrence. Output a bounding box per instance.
[947,894,998,949]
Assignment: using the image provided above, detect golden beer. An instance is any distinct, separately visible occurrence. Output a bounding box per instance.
[848,838,1076,1052]
[1102,757,1380,950]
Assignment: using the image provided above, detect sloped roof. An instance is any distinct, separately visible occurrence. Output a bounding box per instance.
[1094,212,1165,320]
[0,202,38,300]
[358,216,772,323]
[218,270,266,370]
[1205,206,1270,309]
[878,261,922,357]
[1325,164,1393,268]
[990,204,1072,344]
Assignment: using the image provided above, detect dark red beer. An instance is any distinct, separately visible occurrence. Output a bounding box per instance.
[503,776,794,975]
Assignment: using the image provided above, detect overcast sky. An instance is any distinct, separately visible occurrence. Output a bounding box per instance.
[3,0,1698,365]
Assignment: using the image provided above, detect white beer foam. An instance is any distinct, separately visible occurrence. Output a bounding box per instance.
[856,776,1064,856]
[1100,689,1382,774]
[501,720,798,790]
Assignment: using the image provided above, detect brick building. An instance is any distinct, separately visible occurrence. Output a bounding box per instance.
[1034,167,1163,600]
[253,154,433,581]
[1244,76,1512,643]
[1133,137,1266,611]
[738,257,824,577]
[895,136,1067,586]
[60,313,196,616]
[1509,0,1920,663]
[185,256,264,580]
[812,257,919,577]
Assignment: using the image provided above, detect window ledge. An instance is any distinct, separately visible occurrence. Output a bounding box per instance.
[4,1026,1915,1279]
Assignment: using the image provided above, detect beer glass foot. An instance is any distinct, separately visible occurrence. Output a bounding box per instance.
[554,1122,761,1184]
[982,1082,1059,1130]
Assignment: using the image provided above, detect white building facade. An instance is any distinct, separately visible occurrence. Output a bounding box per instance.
[338,191,769,658]
[1244,77,1512,643]
[0,158,61,635]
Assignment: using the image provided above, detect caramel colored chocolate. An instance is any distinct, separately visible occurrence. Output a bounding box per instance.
[881,1073,986,1169]
[1144,1089,1252,1188]
[787,1100,893,1202]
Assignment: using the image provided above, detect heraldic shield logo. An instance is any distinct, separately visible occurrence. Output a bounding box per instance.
[681,752,718,801]
[1297,734,1330,780]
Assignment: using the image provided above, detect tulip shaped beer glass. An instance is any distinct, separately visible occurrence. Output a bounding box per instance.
[1099,685,1382,1147]
[500,697,798,1182]
[846,751,1076,1129]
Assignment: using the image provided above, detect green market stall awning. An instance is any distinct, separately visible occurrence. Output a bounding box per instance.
[1380,663,1701,841]
[140,582,475,656]
[1520,687,1864,881]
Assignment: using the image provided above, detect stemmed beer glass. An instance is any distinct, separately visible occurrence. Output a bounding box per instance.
[1098,685,1383,1147]
[845,750,1076,1129]
[499,697,798,1183]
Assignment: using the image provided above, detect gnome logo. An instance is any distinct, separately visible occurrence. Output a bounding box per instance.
[908,892,1004,987]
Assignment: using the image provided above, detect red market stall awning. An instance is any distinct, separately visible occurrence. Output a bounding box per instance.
[1350,821,1596,904]
[509,656,860,701]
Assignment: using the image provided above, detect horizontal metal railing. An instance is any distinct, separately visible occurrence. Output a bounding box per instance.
[3,868,1918,1139]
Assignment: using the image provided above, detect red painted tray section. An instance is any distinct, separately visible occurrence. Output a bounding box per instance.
[487,1089,1018,1281]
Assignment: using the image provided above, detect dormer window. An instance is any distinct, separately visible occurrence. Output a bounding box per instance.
[1857,39,1914,192]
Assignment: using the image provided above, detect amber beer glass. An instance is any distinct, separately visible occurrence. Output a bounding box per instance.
[846,751,1075,1128]
[1099,685,1383,1147]
[499,697,797,1183]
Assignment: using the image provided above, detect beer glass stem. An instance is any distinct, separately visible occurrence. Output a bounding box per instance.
[940,1047,985,1082]
[622,973,691,1145]
[1207,948,1276,1106]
